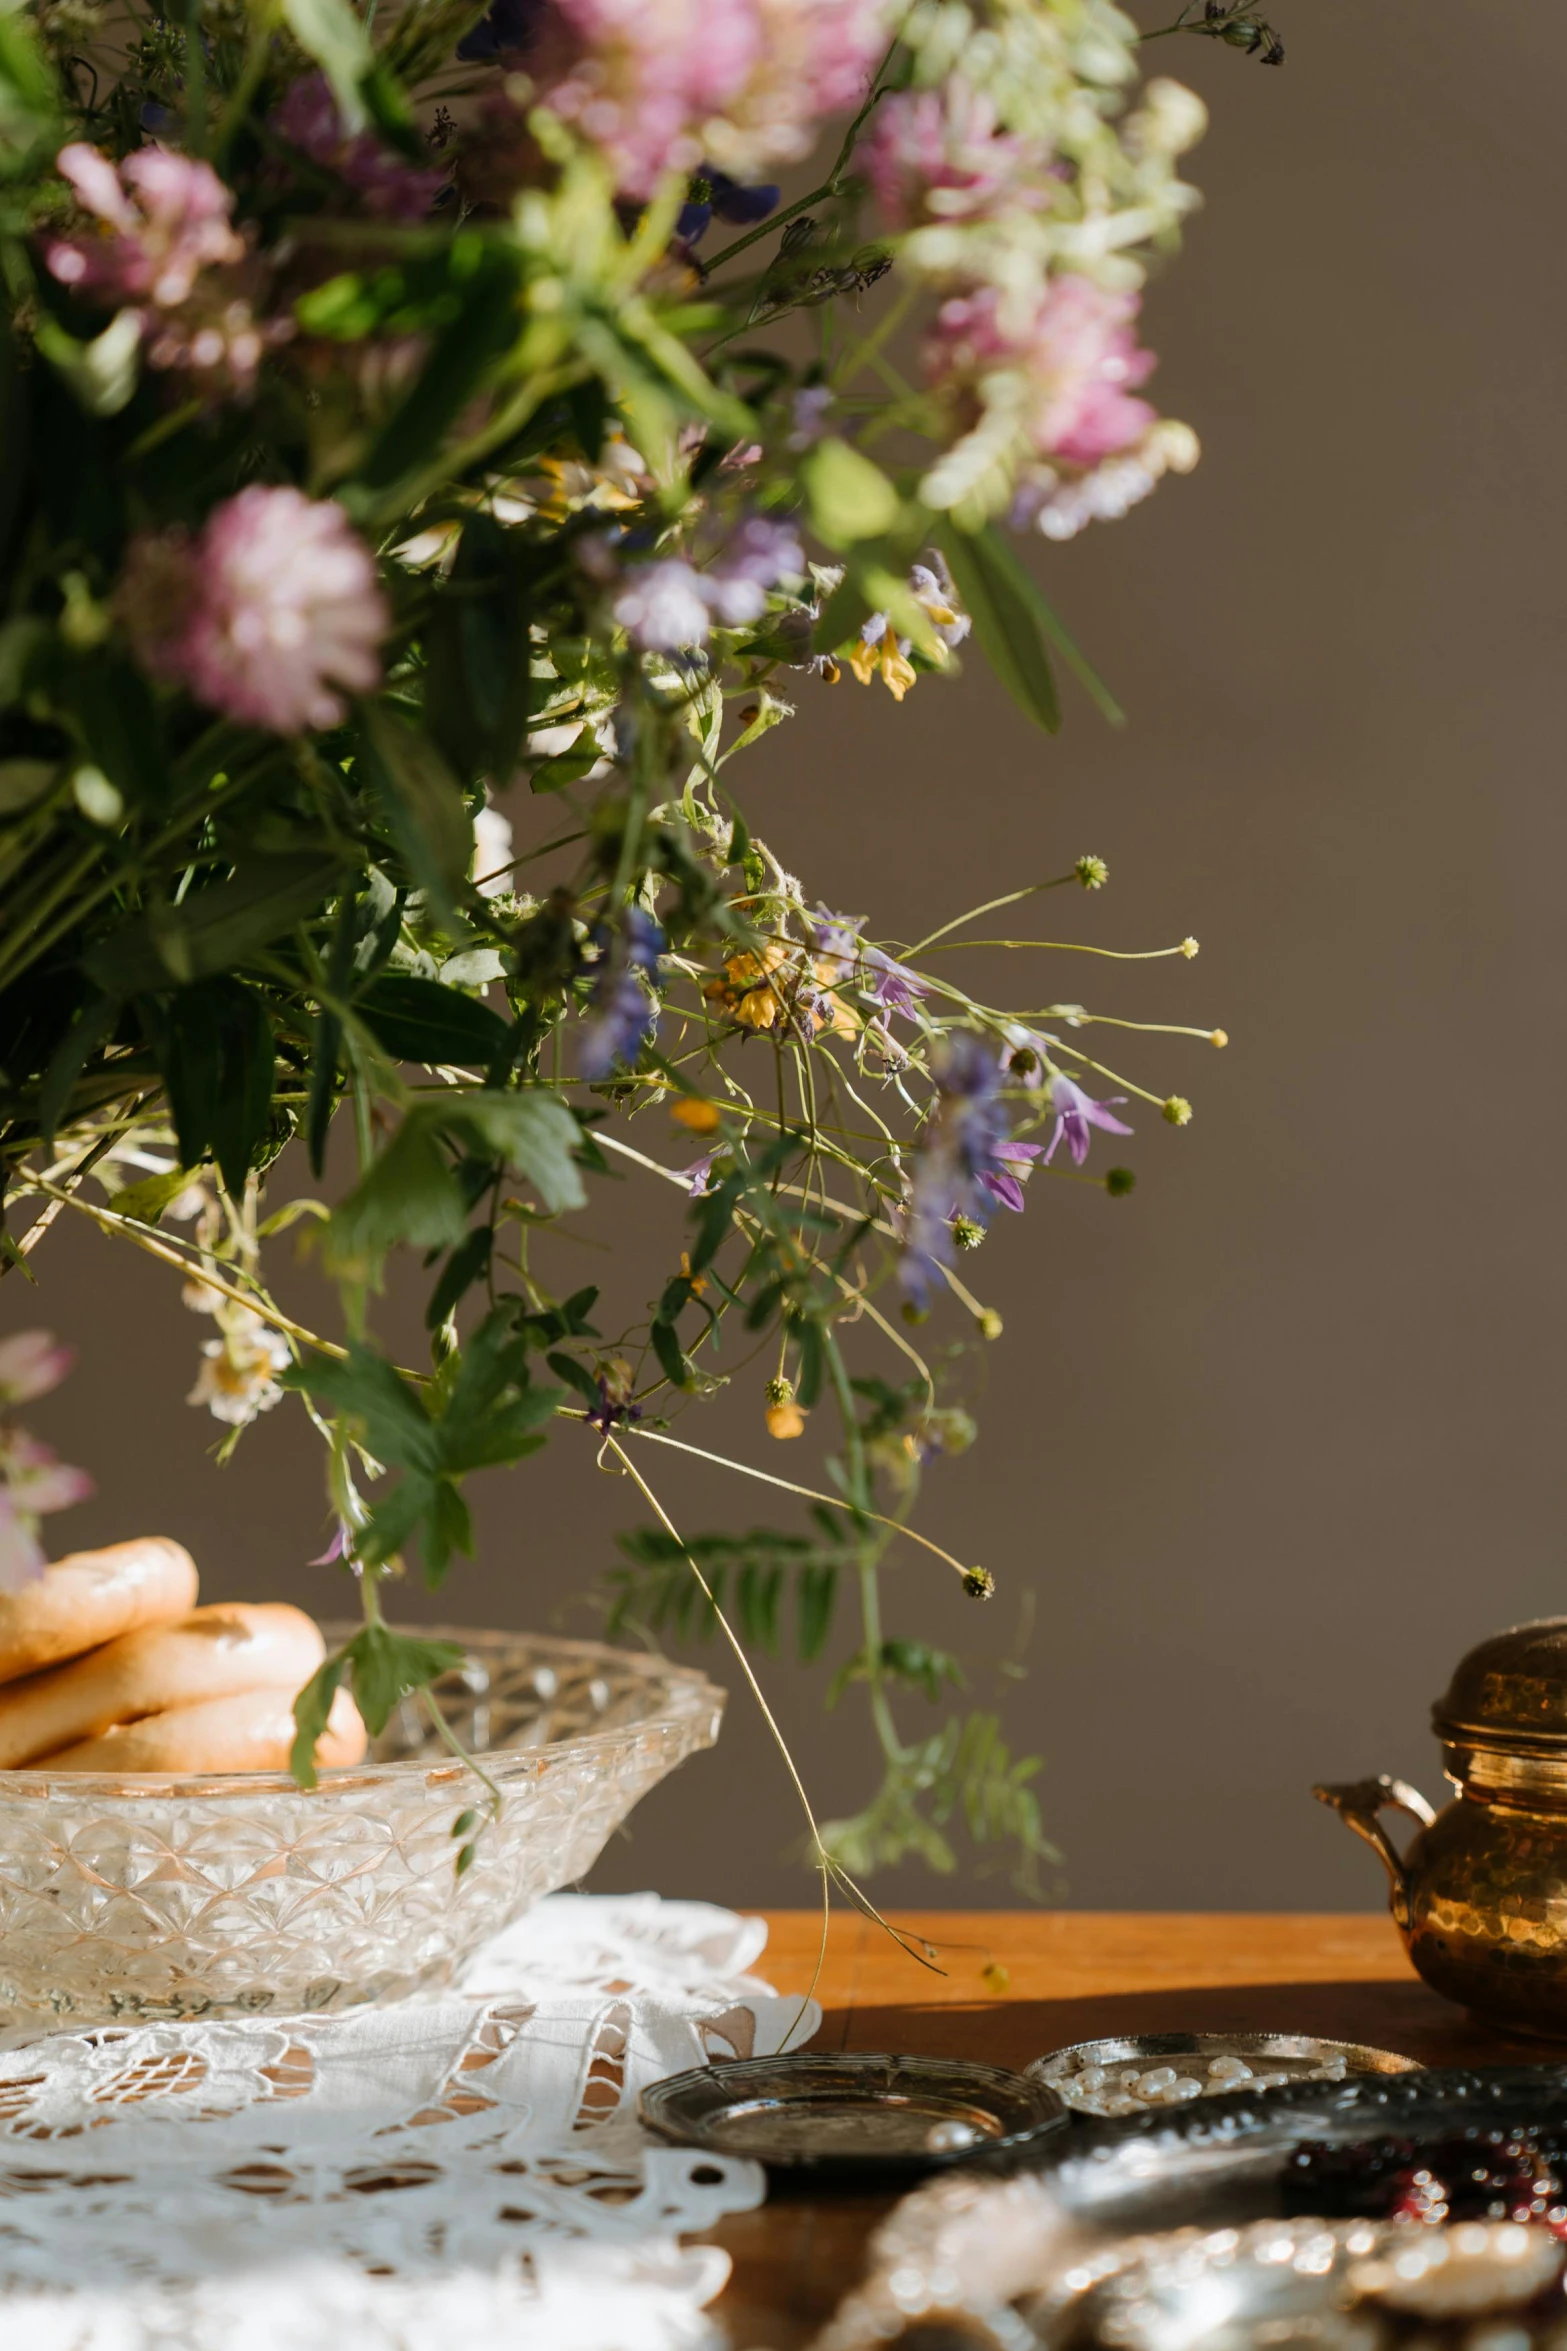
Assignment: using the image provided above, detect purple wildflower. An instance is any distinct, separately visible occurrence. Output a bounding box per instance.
[679,167,781,243]
[865,946,926,1022]
[603,517,802,652]
[1042,1073,1133,1167]
[976,1137,1043,1214]
[578,906,664,1077]
[309,1520,351,1566]
[587,1367,643,1434]
[787,384,833,449]
[681,1151,718,1196]
[609,558,713,654]
[811,905,927,1023]
[901,1033,1019,1300]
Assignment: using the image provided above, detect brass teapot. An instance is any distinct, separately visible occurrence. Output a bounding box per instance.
[1317,1617,1567,2040]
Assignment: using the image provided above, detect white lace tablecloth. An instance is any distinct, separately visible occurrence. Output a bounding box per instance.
[0,1894,820,2351]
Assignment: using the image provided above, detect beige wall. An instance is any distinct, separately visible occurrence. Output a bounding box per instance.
[14,0,1567,1912]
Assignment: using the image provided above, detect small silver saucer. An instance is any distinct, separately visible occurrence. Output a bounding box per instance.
[639,2051,1068,2179]
[1028,2032,1421,2117]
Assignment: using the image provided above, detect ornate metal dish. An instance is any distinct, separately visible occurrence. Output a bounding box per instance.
[815,2063,1567,2349]
[639,2050,1068,2180]
[1032,2214,1565,2349]
[1029,2034,1420,2117]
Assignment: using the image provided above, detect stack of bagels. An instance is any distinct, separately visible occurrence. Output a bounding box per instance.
[0,1538,366,1774]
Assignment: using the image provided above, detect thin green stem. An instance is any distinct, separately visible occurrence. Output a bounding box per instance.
[903,874,1079,959]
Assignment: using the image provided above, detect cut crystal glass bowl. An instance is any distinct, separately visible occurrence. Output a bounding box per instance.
[0,1629,724,2029]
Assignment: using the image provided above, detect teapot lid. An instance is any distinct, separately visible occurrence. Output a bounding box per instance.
[1433,1617,1567,1746]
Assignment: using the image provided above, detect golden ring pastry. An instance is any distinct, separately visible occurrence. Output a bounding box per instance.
[0,1538,198,1685]
[33,1682,368,1774]
[0,1602,326,1770]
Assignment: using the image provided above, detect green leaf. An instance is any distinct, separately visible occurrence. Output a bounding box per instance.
[358,1473,433,1567]
[152,977,277,1197]
[424,1224,493,1329]
[358,242,522,495]
[32,308,141,417]
[0,617,47,711]
[803,438,902,548]
[529,745,600,795]
[0,757,55,814]
[346,1624,467,1736]
[547,1351,600,1406]
[423,514,535,788]
[291,1649,348,1790]
[86,852,345,993]
[283,1342,440,1472]
[439,1402,553,1475]
[357,974,512,1068]
[445,1090,585,1215]
[650,1319,695,1390]
[796,1563,836,1662]
[36,990,117,1147]
[360,705,473,910]
[936,521,1061,736]
[421,1476,473,1585]
[325,1119,467,1274]
[279,0,373,131]
[0,0,58,176]
[66,651,170,811]
[107,1162,196,1225]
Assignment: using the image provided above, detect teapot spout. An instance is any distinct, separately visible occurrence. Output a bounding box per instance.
[1314,1774,1436,1929]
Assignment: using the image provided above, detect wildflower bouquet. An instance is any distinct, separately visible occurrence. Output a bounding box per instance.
[0,0,1245,1887]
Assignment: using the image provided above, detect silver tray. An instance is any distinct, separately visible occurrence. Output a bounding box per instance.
[1029,2033,1420,2117]
[639,2050,1067,2180]
[816,2062,1567,2348]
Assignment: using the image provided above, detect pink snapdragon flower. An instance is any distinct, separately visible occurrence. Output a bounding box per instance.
[863,78,1052,231]
[532,0,885,197]
[47,143,244,308]
[927,274,1158,469]
[273,75,448,222]
[122,486,388,734]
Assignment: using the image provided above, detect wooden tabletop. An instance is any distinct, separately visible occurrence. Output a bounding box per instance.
[705,1909,1547,2350]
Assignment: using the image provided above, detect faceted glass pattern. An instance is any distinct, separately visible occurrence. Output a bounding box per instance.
[0,1632,724,2029]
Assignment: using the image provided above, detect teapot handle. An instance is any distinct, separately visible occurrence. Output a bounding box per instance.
[1313,1775,1437,1928]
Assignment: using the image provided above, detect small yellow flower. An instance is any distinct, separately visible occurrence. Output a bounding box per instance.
[879,643,917,700]
[1210,1029,1228,1049]
[670,1096,721,1135]
[679,1252,707,1299]
[764,1377,805,1440]
[847,631,918,699]
[735,985,780,1030]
